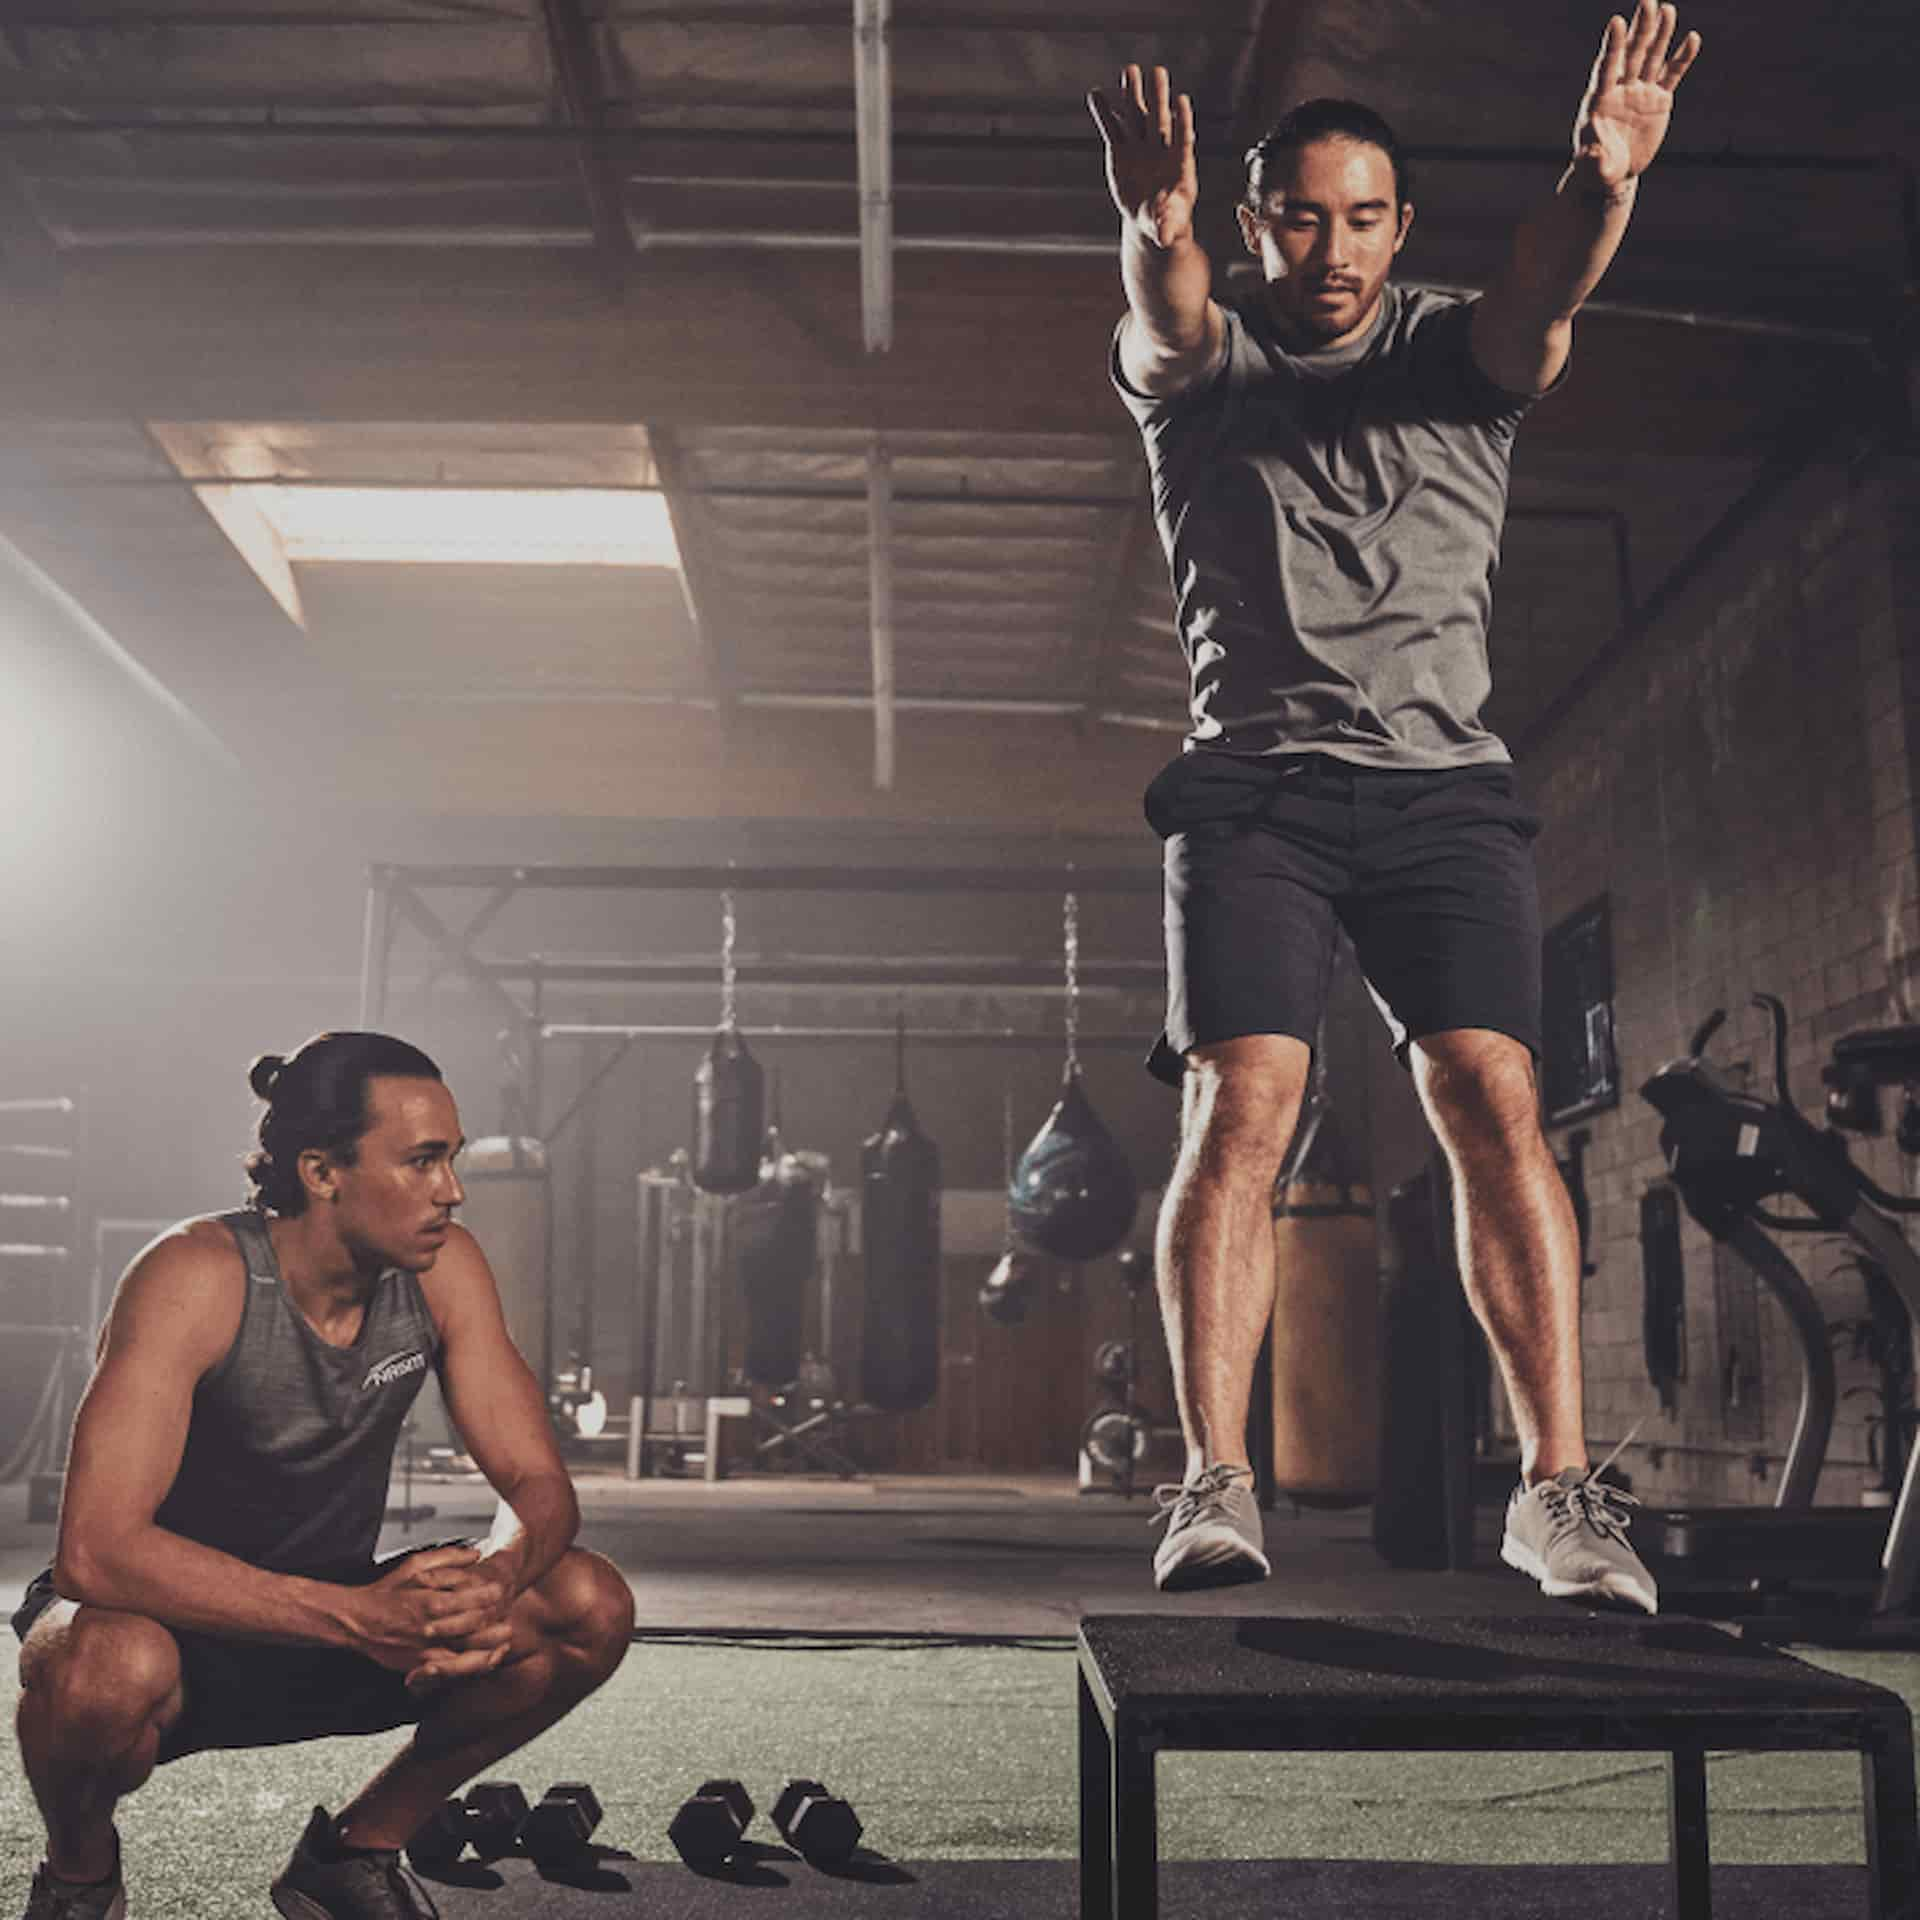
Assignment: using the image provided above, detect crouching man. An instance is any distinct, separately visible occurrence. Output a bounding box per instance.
[11,1031,634,1920]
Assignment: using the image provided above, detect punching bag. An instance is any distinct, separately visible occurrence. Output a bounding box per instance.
[732,1147,817,1388]
[860,1090,941,1411]
[1008,1064,1137,1263]
[691,1026,764,1194]
[1268,1105,1378,1509]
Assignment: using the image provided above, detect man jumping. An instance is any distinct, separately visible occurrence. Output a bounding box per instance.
[1089,3,1699,1601]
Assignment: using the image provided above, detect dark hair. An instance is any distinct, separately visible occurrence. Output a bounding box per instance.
[244,1031,443,1217]
[1244,99,1413,211]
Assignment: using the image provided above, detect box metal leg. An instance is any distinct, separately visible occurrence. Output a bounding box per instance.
[1079,1670,1113,1920]
[1862,1719,1920,1920]
[1113,1721,1158,1920]
[1667,1741,1711,1918]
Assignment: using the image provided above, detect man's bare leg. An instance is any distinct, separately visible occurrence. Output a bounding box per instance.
[1150,1034,1309,1589]
[1157,1034,1311,1475]
[1410,1028,1588,1485]
[16,1605,183,1886]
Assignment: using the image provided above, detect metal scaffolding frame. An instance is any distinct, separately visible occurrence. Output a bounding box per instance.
[357,860,1162,1138]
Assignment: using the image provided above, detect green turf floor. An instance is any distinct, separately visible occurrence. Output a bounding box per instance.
[3,1635,1917,1919]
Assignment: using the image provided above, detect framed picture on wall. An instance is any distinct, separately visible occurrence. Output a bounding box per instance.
[1542,895,1618,1126]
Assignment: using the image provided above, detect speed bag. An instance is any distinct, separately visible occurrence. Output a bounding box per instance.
[732,1172,817,1388]
[860,1091,941,1412]
[1007,1065,1137,1263]
[691,1026,764,1194]
[1268,1177,1379,1508]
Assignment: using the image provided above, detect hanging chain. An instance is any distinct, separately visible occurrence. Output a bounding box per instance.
[719,887,738,1030]
[1063,889,1081,1075]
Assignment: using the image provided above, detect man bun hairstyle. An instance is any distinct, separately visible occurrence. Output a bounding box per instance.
[244,1031,443,1217]
[1244,98,1413,211]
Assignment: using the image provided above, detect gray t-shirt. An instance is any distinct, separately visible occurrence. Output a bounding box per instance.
[1112,281,1554,768]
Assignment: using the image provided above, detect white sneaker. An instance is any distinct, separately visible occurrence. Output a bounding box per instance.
[1501,1458,1658,1615]
[1151,1464,1272,1592]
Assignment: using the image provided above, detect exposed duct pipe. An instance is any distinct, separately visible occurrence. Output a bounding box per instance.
[391,688,1094,718]
[45,223,1112,257]
[852,0,892,353]
[37,220,1875,347]
[866,434,896,788]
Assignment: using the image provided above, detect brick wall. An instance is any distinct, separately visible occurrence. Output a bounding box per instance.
[1519,445,1918,1507]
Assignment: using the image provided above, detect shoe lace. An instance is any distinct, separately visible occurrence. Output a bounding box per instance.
[1150,1462,1253,1532]
[1539,1418,1646,1546]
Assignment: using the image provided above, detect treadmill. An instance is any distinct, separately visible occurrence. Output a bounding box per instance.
[1636,994,1920,1644]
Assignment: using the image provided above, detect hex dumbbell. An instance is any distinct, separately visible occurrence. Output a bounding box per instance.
[404,1780,530,1872]
[521,1782,604,1875]
[772,1777,863,1866]
[667,1778,755,1868]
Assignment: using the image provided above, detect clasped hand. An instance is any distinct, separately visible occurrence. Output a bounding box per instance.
[355,1543,519,1694]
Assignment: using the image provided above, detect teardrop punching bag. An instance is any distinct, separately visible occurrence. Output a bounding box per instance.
[691,1027,764,1194]
[1008,1064,1138,1263]
[860,1091,941,1411]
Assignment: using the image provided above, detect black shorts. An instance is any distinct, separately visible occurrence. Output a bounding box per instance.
[10,1539,471,1763]
[1144,750,1544,1086]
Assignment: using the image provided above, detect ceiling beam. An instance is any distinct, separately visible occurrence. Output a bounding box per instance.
[0,250,1874,457]
[852,0,893,353]
[536,0,636,295]
[535,10,755,723]
[646,425,740,720]
[866,436,896,789]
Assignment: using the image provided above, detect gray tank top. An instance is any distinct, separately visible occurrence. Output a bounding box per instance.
[153,1208,441,1575]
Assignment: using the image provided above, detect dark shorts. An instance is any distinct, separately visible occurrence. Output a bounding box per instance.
[10,1539,471,1763]
[1144,749,1544,1086]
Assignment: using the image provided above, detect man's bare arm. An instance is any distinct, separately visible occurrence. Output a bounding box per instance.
[1472,1,1702,395]
[54,1224,504,1681]
[1089,63,1227,397]
[428,1227,579,1602]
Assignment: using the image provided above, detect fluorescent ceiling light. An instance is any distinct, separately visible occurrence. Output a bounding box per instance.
[245,486,681,568]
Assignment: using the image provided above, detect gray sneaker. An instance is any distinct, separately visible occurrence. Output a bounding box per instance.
[1502,1464,1658,1615]
[270,1808,438,1920]
[19,1863,125,1920]
[1152,1464,1272,1591]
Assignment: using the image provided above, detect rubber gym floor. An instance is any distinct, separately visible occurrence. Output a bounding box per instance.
[3,1469,1916,1917]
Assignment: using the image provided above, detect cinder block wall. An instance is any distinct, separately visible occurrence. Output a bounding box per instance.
[1519,447,1917,1507]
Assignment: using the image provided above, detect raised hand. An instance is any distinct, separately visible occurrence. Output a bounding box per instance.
[1574,1,1702,188]
[1087,64,1199,249]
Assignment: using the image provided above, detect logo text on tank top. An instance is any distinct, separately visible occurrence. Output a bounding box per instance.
[362,1349,428,1393]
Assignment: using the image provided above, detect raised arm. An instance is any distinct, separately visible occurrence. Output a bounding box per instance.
[1471,0,1703,395]
[56,1223,506,1683]
[1088,63,1226,397]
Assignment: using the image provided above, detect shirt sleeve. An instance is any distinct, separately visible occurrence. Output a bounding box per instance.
[1108,307,1236,427]
[1410,293,1568,440]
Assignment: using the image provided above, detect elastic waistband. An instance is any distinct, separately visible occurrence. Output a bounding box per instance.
[1279,754,1509,792]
